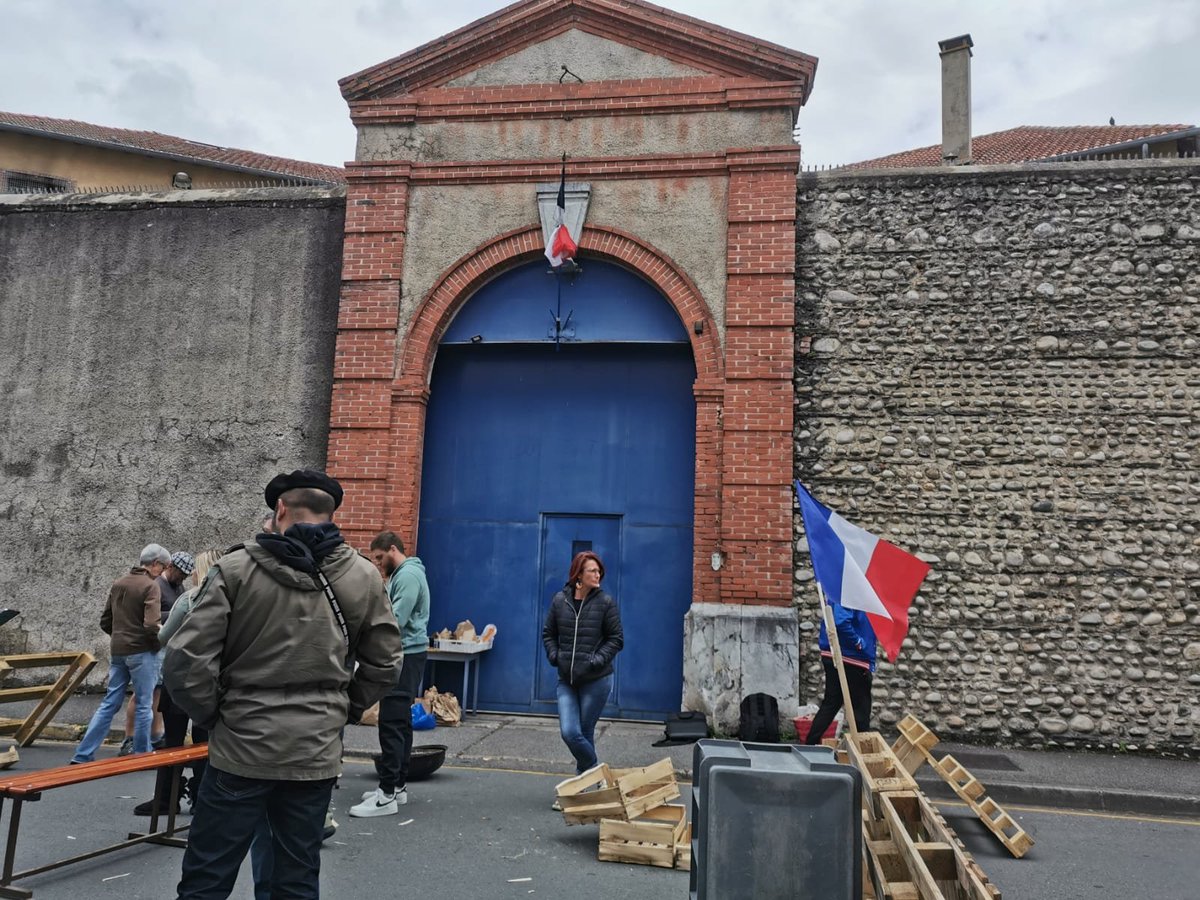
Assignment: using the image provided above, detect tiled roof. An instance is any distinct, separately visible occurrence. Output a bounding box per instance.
[0,110,346,184]
[843,124,1194,170]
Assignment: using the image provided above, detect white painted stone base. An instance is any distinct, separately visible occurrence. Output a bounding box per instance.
[682,602,801,734]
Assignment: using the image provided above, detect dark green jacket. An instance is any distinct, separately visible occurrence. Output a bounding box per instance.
[163,542,402,780]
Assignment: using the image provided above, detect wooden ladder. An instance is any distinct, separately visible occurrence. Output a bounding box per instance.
[0,652,98,747]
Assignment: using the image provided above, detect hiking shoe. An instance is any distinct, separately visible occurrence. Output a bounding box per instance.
[117,737,134,756]
[134,798,179,817]
[361,787,407,805]
[349,788,398,817]
[322,812,338,842]
[151,733,166,749]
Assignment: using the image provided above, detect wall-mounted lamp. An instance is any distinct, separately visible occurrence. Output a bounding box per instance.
[693,321,705,335]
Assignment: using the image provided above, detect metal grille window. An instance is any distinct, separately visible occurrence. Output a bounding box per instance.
[2,170,72,194]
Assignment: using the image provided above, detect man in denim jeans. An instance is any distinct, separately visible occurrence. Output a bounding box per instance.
[71,544,170,763]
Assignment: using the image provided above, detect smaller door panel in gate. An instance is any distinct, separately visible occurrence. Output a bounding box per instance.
[535,514,622,711]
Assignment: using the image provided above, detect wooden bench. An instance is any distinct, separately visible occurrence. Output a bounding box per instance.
[0,744,208,899]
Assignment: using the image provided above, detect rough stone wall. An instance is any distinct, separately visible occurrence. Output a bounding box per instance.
[0,188,346,674]
[794,159,1200,756]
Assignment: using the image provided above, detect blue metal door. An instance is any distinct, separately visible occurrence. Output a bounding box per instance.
[416,260,695,718]
[535,514,622,711]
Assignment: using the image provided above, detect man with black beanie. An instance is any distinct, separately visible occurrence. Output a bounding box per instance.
[165,470,403,899]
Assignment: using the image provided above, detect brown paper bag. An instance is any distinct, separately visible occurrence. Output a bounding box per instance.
[360,702,380,727]
[423,686,462,727]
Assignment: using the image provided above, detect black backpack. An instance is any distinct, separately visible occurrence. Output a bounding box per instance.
[652,711,709,747]
[738,693,780,743]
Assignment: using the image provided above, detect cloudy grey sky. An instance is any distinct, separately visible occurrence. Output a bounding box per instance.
[2,0,1196,168]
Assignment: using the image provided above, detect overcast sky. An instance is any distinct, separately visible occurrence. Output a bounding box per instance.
[2,0,1196,168]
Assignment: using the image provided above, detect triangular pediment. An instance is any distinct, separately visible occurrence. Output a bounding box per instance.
[340,0,817,101]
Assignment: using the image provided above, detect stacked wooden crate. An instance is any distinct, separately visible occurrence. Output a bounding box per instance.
[555,758,691,871]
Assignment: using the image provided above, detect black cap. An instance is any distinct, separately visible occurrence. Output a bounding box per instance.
[264,469,344,511]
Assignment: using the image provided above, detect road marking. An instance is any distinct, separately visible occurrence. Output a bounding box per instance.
[344,757,1191,824]
[935,798,1200,827]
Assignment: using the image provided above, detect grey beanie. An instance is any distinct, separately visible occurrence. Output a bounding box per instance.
[139,544,171,566]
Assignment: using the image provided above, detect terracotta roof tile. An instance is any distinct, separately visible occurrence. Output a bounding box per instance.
[842,124,1194,170]
[0,110,346,184]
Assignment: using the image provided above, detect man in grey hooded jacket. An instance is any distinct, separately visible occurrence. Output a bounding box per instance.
[164,470,403,899]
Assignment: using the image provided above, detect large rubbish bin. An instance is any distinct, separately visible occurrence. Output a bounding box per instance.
[690,740,861,900]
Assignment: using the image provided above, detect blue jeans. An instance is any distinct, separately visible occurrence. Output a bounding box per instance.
[71,651,158,762]
[178,765,334,899]
[556,674,613,774]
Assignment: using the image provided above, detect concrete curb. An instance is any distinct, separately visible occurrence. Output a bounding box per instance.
[916,775,1200,819]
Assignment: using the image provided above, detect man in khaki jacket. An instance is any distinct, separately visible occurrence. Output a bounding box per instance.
[71,543,170,762]
[164,470,403,899]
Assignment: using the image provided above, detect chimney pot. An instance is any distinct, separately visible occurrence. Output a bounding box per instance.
[940,33,974,165]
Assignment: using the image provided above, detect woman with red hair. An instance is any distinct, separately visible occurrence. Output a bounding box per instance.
[542,551,624,788]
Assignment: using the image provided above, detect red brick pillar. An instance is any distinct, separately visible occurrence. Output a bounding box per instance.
[719,148,800,606]
[327,167,409,549]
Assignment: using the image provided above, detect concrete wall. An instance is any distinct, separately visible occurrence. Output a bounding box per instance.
[355,108,795,163]
[445,28,706,86]
[0,187,346,672]
[794,159,1200,755]
[399,176,729,348]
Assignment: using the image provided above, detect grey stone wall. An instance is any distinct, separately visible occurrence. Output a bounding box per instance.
[0,188,346,674]
[794,159,1200,756]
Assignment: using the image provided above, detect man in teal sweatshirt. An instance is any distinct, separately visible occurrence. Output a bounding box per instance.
[351,531,431,817]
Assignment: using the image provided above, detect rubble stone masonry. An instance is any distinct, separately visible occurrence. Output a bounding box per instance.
[794,159,1199,756]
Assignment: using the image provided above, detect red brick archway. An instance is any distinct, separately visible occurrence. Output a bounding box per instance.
[384,224,725,603]
[329,152,799,611]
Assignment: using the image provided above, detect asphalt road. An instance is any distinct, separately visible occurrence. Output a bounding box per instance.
[2,750,1196,899]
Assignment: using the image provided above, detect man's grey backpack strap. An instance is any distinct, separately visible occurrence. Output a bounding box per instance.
[314,566,352,666]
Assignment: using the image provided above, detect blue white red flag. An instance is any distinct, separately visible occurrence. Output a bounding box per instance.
[795,481,930,662]
[544,160,578,268]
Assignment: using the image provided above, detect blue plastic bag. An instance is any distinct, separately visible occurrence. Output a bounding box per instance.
[411,702,436,731]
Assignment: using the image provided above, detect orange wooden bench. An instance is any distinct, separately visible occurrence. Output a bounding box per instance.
[0,743,208,899]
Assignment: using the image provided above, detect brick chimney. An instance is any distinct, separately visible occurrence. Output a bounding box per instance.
[939,34,973,165]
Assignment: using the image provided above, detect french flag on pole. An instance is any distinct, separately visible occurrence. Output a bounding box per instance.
[795,481,931,662]
[545,158,578,268]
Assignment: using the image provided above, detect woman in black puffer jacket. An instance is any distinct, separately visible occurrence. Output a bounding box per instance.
[542,551,624,777]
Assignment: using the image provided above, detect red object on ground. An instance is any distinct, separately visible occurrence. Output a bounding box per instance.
[794,716,838,743]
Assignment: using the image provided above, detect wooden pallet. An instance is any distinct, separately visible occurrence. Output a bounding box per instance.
[875,791,1001,900]
[932,757,1035,859]
[598,803,687,869]
[891,714,940,775]
[891,715,1035,859]
[845,732,920,819]
[0,652,97,746]
[556,758,680,825]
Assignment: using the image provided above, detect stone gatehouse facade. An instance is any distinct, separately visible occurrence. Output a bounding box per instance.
[0,0,1195,754]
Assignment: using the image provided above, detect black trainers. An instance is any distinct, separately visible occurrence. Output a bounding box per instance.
[134,798,180,817]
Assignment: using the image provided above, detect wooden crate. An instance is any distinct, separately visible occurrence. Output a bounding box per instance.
[674,822,692,871]
[598,803,687,869]
[556,758,680,825]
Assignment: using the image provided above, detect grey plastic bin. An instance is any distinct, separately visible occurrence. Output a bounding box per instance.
[690,739,861,900]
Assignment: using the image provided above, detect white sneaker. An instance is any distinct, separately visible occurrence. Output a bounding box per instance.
[361,787,407,805]
[350,788,398,818]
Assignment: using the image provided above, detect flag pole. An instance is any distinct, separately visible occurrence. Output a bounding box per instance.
[815,581,859,742]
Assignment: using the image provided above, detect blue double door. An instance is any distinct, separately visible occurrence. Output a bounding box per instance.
[417,301,696,718]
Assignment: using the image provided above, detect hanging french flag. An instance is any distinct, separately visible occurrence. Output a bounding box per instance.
[795,481,931,662]
[544,158,578,268]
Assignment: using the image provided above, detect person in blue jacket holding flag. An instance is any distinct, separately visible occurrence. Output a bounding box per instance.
[804,602,875,744]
